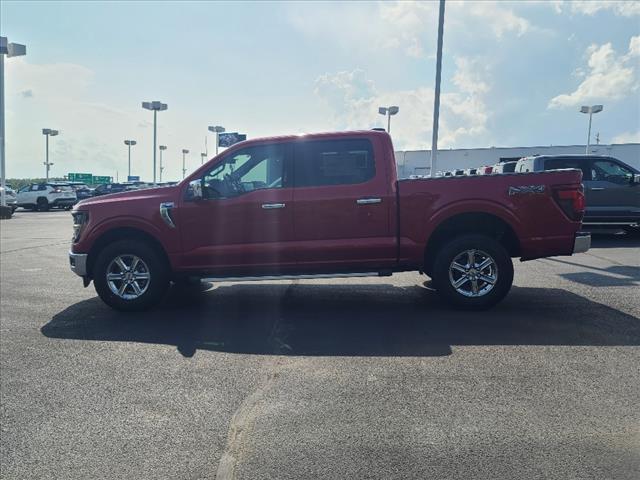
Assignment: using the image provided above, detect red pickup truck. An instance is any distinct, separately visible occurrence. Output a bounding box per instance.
[69,130,590,311]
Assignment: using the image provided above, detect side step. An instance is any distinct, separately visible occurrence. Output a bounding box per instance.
[200,271,393,283]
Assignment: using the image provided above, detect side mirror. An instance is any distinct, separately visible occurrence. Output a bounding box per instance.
[187,179,203,200]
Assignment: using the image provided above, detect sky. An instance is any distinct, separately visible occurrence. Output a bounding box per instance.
[2,0,639,181]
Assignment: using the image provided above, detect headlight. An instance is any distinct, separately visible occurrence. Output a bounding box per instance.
[72,211,88,242]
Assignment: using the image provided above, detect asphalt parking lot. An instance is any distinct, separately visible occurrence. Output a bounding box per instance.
[1,210,639,479]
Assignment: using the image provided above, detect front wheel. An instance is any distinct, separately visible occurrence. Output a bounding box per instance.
[36,198,49,212]
[432,234,514,310]
[93,240,169,311]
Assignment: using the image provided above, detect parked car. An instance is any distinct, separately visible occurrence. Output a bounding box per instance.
[67,182,94,201]
[493,161,518,174]
[0,186,18,212]
[16,182,77,211]
[92,183,141,196]
[515,155,640,230]
[69,130,589,312]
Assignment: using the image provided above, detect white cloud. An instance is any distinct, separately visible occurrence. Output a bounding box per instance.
[557,1,640,17]
[612,130,640,143]
[548,35,640,108]
[289,1,538,59]
[314,57,492,150]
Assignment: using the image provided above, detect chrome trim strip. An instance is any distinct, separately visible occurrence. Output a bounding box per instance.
[261,203,285,209]
[573,233,591,254]
[582,222,639,227]
[69,251,88,276]
[160,202,176,228]
[201,272,384,283]
[356,198,382,205]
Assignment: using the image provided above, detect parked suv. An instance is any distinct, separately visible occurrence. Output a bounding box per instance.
[493,161,518,174]
[16,183,77,211]
[92,182,142,197]
[68,182,94,201]
[0,186,18,212]
[515,155,640,230]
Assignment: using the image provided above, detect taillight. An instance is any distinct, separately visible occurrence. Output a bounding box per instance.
[553,186,585,221]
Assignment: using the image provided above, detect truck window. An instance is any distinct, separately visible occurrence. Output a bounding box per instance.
[203,144,286,198]
[294,139,375,187]
[591,159,633,185]
[543,158,591,180]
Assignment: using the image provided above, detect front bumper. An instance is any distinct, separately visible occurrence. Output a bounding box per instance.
[573,232,591,254]
[69,251,88,276]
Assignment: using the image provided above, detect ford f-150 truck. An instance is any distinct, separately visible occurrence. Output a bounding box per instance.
[69,130,590,311]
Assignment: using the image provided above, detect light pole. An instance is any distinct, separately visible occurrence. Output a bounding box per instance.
[208,125,225,155]
[378,106,399,133]
[182,149,189,179]
[580,105,603,154]
[1,36,26,207]
[159,145,167,182]
[142,101,168,183]
[42,128,59,181]
[124,140,136,179]
[200,152,207,165]
[430,0,446,177]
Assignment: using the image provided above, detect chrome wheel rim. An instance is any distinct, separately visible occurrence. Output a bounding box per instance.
[448,249,498,298]
[106,255,151,300]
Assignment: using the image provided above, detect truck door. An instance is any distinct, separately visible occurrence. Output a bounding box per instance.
[291,136,396,270]
[587,158,640,223]
[178,142,295,274]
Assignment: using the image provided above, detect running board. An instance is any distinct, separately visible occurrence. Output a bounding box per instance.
[200,271,391,283]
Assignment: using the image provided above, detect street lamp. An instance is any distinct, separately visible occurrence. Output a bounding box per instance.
[159,145,167,182]
[208,125,225,155]
[124,140,137,179]
[142,100,168,183]
[200,152,207,165]
[1,36,27,207]
[430,0,446,178]
[182,149,189,179]
[580,105,603,154]
[378,106,399,133]
[42,128,59,181]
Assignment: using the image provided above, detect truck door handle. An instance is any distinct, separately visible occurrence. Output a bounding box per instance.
[262,203,285,209]
[356,198,382,205]
[589,187,605,191]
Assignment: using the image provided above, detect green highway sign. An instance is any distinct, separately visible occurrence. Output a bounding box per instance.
[68,173,93,183]
[92,176,111,184]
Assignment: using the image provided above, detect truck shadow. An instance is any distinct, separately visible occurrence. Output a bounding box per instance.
[42,283,640,358]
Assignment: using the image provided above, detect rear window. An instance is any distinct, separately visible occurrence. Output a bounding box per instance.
[502,162,517,173]
[48,184,74,191]
[543,158,591,180]
[294,139,375,187]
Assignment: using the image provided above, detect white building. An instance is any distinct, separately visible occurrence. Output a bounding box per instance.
[395,143,640,178]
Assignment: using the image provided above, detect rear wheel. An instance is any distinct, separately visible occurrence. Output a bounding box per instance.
[36,197,49,212]
[432,234,513,310]
[93,240,169,311]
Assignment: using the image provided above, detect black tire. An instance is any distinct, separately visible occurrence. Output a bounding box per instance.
[93,239,170,311]
[432,234,513,310]
[36,197,49,212]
